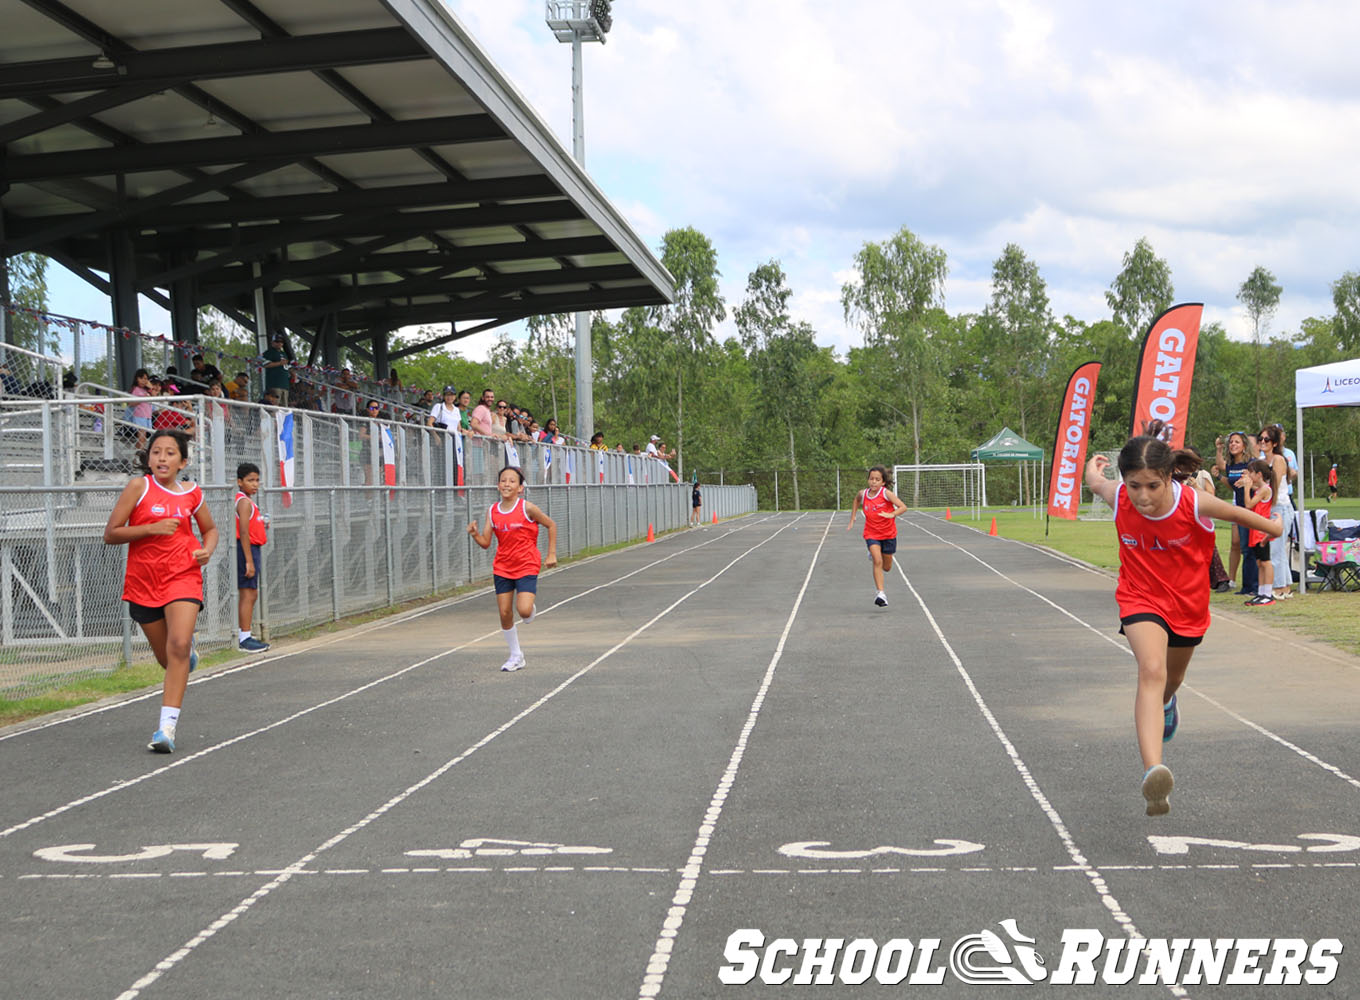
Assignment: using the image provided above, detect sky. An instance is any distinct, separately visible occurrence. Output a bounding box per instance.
[43,0,1360,364]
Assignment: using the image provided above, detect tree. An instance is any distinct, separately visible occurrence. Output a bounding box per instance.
[1332,271,1360,353]
[982,243,1052,439]
[841,226,949,479]
[734,260,825,508]
[526,312,574,433]
[1238,265,1282,422]
[1105,237,1174,339]
[650,227,726,475]
[2,252,54,354]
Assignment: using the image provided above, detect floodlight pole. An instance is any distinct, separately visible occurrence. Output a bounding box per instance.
[546,2,608,442]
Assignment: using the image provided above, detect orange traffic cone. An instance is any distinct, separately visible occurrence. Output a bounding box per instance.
[712,510,718,524]
[646,523,655,542]
[945,507,952,521]
[988,517,998,536]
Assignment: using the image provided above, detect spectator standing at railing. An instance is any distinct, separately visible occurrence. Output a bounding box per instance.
[456,390,473,432]
[491,399,511,438]
[127,368,154,449]
[416,388,435,411]
[590,432,606,450]
[224,371,249,402]
[205,380,232,442]
[333,368,360,416]
[469,389,496,437]
[191,354,220,385]
[356,400,381,485]
[538,418,563,444]
[427,386,460,431]
[262,334,290,406]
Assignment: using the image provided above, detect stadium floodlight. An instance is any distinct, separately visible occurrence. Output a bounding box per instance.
[543,1,613,441]
[545,1,611,44]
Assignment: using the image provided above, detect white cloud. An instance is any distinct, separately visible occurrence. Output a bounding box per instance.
[43,0,1360,370]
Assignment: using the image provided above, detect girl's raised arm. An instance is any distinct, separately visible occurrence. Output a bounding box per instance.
[1084,454,1119,508]
[1198,491,1283,538]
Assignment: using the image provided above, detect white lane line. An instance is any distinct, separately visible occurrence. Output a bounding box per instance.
[893,561,1188,1000]
[111,515,806,1000]
[636,513,834,1000]
[0,513,776,745]
[15,860,1358,882]
[906,519,1360,793]
[1,516,788,840]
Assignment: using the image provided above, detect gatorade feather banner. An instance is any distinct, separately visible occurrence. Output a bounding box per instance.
[1129,303,1203,449]
[1047,361,1101,520]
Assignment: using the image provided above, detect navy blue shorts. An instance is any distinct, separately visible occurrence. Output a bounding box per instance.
[1119,613,1203,648]
[865,537,897,556]
[236,543,263,590]
[494,574,537,595]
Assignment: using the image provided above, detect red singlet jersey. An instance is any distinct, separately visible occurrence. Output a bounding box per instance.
[489,497,541,578]
[234,491,268,546]
[122,476,205,607]
[1247,491,1272,547]
[1114,480,1216,636]
[861,487,897,540]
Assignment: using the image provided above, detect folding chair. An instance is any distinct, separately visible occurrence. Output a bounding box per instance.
[1314,536,1360,593]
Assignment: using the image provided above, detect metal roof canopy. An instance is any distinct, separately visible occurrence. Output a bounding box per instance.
[0,0,673,364]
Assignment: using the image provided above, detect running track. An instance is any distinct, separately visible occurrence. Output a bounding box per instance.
[2,512,1358,998]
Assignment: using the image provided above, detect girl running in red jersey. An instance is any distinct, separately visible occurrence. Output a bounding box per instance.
[103,429,218,753]
[1085,434,1279,816]
[467,466,558,671]
[846,465,908,607]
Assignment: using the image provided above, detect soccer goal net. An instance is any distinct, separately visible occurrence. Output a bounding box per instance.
[891,463,987,516]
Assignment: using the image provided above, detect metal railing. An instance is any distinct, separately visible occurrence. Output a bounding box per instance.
[0,393,757,698]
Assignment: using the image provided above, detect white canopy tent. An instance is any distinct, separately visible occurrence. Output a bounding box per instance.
[1295,357,1360,593]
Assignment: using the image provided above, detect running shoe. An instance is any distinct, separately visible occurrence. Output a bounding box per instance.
[874,592,888,607]
[238,636,270,652]
[1245,594,1276,606]
[500,654,525,672]
[1162,695,1179,743]
[147,728,176,754]
[188,643,198,673]
[1141,763,1173,816]
[1214,581,1233,593]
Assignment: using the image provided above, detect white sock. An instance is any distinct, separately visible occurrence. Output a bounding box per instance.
[158,706,180,733]
[503,625,521,658]
[1259,584,1271,597]
[239,629,251,642]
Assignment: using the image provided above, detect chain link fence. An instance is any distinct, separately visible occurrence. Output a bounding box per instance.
[0,477,755,700]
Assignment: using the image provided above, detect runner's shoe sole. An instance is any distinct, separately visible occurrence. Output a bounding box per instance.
[1142,764,1173,816]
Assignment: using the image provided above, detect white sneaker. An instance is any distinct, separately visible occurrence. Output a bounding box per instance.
[874,591,888,607]
[500,654,525,672]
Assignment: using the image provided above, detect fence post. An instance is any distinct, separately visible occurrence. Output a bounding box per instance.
[330,489,342,622]
[429,488,438,596]
[774,469,779,512]
[384,490,395,606]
